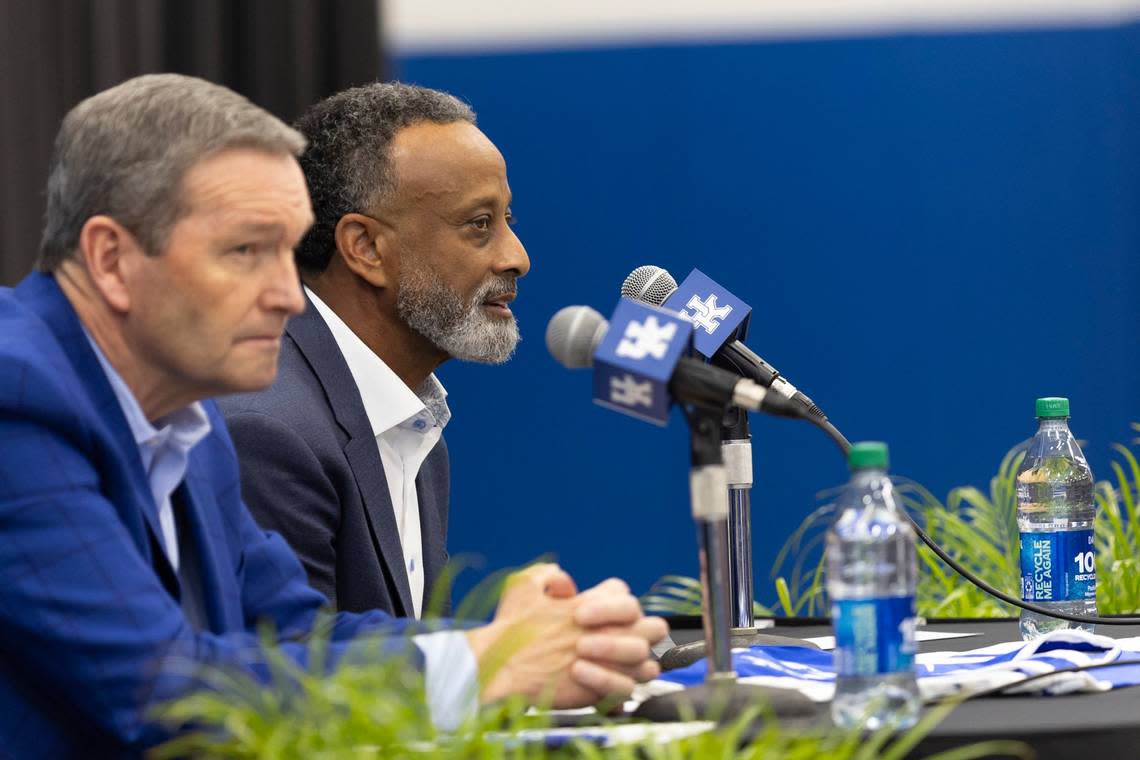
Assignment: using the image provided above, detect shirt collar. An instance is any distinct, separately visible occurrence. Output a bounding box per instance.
[83,329,212,453]
[305,287,451,437]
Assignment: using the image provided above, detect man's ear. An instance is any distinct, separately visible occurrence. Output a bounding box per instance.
[334,213,395,288]
[76,215,141,313]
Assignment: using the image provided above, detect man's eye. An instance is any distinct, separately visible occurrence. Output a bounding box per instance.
[470,216,492,232]
[231,244,255,255]
[505,208,517,226]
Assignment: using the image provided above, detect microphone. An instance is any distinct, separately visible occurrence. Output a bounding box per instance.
[545,304,804,421]
[621,265,826,421]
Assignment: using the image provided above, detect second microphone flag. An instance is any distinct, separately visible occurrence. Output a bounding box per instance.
[662,268,752,359]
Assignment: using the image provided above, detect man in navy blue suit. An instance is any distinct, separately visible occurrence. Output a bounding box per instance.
[220,83,526,619]
[0,73,665,757]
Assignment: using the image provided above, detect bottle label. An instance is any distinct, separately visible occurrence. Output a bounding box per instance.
[832,595,916,676]
[1019,529,1096,603]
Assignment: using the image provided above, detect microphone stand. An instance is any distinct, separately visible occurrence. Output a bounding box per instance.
[723,406,756,631]
[658,406,819,671]
[724,408,810,650]
[635,405,821,724]
[687,405,736,680]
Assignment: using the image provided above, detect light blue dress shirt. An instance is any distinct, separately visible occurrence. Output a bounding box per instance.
[85,334,210,570]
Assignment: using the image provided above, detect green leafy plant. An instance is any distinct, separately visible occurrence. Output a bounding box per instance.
[641,575,775,618]
[152,631,442,759]
[767,491,843,618]
[911,436,1140,617]
[151,601,1028,760]
[902,449,1022,619]
[1093,441,1140,613]
[639,497,837,619]
[645,430,1140,620]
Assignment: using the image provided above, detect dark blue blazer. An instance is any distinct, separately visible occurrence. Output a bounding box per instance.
[218,297,451,617]
[0,273,421,757]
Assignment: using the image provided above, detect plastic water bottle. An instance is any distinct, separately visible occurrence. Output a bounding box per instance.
[1017,397,1097,640]
[827,442,920,730]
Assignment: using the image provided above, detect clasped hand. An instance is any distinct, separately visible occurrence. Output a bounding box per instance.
[465,563,669,708]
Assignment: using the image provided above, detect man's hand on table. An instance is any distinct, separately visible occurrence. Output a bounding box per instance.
[465,563,669,708]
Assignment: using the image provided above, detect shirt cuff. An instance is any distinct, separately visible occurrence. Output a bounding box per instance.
[413,630,479,731]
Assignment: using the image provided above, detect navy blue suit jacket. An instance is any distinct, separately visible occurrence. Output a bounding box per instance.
[219,297,450,617]
[0,273,422,757]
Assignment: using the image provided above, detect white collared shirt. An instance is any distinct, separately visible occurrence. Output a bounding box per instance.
[306,287,450,619]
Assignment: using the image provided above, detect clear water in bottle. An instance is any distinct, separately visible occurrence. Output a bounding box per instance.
[827,442,920,730]
[1017,397,1097,640]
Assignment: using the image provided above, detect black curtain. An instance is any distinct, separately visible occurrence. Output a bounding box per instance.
[0,0,385,285]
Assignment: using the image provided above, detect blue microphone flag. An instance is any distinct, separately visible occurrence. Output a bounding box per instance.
[661,269,752,358]
[591,298,694,425]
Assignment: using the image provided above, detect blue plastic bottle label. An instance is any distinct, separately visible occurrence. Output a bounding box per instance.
[1019,529,1096,602]
[832,595,917,676]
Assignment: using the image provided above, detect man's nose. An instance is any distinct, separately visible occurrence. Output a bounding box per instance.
[262,250,306,315]
[496,227,530,278]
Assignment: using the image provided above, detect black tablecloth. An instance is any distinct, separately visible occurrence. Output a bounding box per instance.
[668,618,1140,758]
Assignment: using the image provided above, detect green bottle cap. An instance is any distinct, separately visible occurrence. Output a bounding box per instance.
[1035,397,1070,418]
[848,441,889,470]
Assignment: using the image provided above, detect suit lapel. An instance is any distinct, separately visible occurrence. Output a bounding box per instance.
[285,298,415,617]
[416,448,447,612]
[15,273,170,575]
[179,469,240,632]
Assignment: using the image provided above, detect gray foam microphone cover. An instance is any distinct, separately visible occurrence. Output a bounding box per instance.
[545,305,606,369]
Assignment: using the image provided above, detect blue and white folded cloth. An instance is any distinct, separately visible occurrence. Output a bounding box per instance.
[638,631,1140,704]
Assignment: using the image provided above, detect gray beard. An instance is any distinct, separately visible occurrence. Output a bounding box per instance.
[396,263,520,364]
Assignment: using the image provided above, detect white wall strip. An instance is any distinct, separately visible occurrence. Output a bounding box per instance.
[386,0,1140,55]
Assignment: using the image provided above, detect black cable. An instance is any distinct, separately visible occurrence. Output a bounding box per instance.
[813,417,851,454]
[718,343,826,422]
[712,343,1140,625]
[812,415,1140,626]
[909,515,1140,625]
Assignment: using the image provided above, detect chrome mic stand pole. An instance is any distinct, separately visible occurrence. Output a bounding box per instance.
[722,409,809,646]
[657,407,820,672]
[688,407,736,681]
[722,405,755,630]
[635,406,819,723]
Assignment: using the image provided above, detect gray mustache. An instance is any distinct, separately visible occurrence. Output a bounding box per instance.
[474,277,517,302]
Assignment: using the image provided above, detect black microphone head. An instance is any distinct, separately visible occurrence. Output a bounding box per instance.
[545,306,608,369]
[620,265,678,306]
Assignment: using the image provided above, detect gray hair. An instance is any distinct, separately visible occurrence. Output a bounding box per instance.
[293,81,475,273]
[37,73,306,270]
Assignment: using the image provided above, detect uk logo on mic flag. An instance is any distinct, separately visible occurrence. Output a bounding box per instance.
[662,269,752,358]
[592,298,694,425]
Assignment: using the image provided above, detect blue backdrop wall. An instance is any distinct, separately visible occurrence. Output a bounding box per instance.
[394,22,1140,603]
